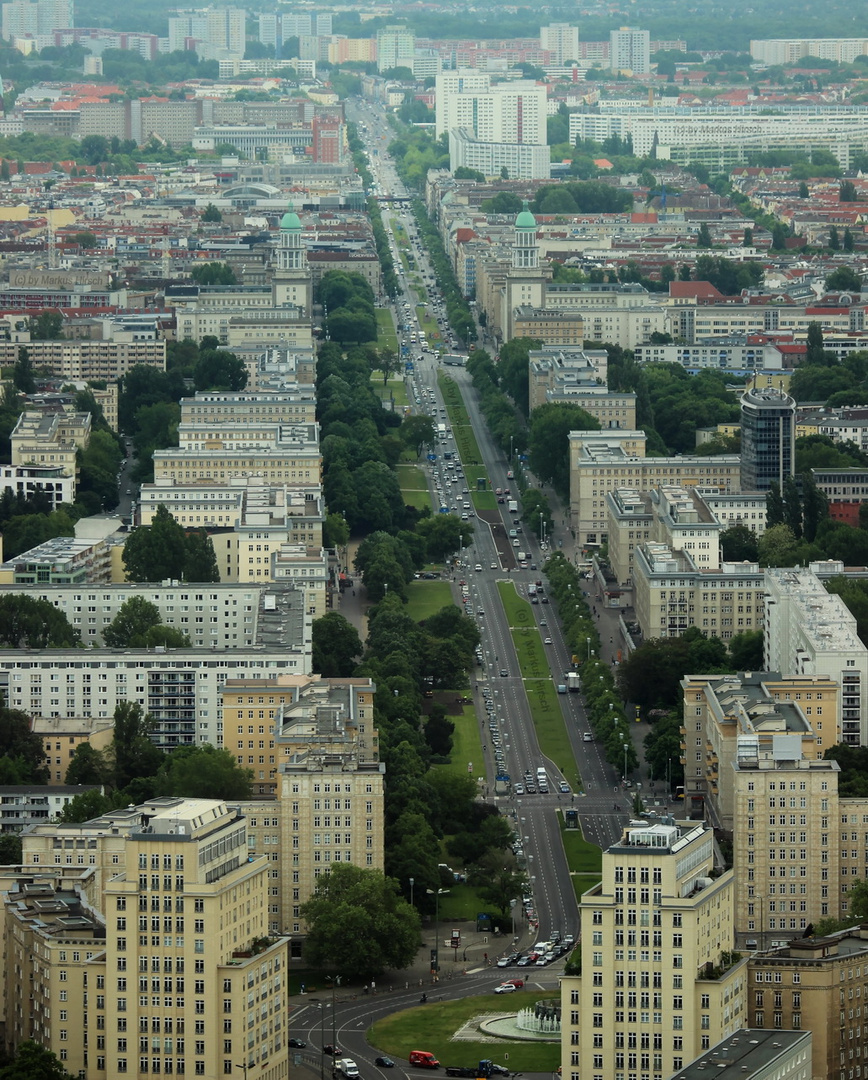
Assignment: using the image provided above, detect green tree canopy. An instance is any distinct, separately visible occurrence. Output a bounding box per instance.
[122,505,219,583]
[299,863,421,979]
[312,611,363,677]
[0,594,79,648]
[529,402,600,498]
[103,596,190,649]
[154,745,252,799]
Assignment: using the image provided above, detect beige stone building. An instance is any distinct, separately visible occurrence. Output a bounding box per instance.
[747,928,868,1080]
[10,409,90,476]
[512,305,585,346]
[8,798,290,1080]
[632,543,763,640]
[223,674,384,939]
[561,820,747,1080]
[569,428,740,547]
[31,716,114,784]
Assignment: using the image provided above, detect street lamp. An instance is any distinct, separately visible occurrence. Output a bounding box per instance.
[427,887,449,974]
[409,877,415,908]
[622,739,628,783]
[326,975,341,1051]
[586,636,591,660]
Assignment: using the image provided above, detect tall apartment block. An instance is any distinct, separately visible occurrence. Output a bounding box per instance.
[6,797,290,1080]
[764,564,868,745]
[2,0,72,41]
[376,25,414,72]
[168,7,246,60]
[561,820,747,1080]
[540,23,579,65]
[435,80,547,146]
[609,26,651,75]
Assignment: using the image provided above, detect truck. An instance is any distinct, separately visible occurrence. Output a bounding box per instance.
[445,1062,502,1078]
[437,424,447,439]
[334,1061,359,1079]
[507,499,518,514]
[517,551,528,562]
[566,672,581,692]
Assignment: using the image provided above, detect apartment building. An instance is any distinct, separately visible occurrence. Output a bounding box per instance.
[0,580,306,650]
[0,340,165,381]
[448,129,551,181]
[681,672,838,827]
[152,440,320,487]
[528,346,611,410]
[0,463,74,509]
[168,7,246,59]
[540,23,579,66]
[746,929,868,1080]
[2,0,71,41]
[0,645,309,750]
[0,784,101,832]
[561,820,747,1080]
[632,543,763,640]
[11,798,290,1080]
[764,565,868,746]
[569,428,740,547]
[512,306,585,346]
[10,410,89,481]
[634,339,786,371]
[0,534,116,586]
[750,37,868,64]
[609,26,651,74]
[435,79,547,146]
[376,25,414,72]
[32,715,113,784]
[223,673,384,935]
[139,478,323,549]
[678,1030,811,1080]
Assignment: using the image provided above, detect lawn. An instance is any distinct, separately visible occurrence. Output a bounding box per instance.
[376,308,399,353]
[438,374,493,497]
[437,702,484,783]
[497,581,583,788]
[433,881,494,921]
[405,580,453,621]
[558,811,602,874]
[368,993,561,1072]
[572,875,603,903]
[396,463,428,491]
[371,378,408,409]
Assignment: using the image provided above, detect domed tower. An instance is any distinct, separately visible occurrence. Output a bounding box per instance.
[501,199,550,340]
[272,202,311,316]
[513,200,539,270]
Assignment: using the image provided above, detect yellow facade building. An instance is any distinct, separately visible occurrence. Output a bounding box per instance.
[561,820,747,1080]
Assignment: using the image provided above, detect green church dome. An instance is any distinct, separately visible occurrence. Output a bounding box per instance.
[515,200,536,229]
[280,206,301,230]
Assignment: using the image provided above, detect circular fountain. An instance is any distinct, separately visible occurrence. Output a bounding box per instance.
[478,1001,562,1041]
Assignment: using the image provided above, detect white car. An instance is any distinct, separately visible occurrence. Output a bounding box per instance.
[494,983,518,994]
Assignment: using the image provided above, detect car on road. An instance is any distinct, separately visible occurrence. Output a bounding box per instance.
[513,783,524,794]
[494,982,518,993]
[289,1039,307,1048]
[375,1058,395,1068]
[496,956,512,967]
[475,564,482,571]
[544,637,553,644]
[559,782,571,793]
[539,619,547,626]
[516,956,531,967]
[500,669,509,677]
[323,1046,343,1056]
[490,562,498,569]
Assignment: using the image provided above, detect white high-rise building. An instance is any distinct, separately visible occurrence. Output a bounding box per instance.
[609,25,651,74]
[2,0,71,39]
[435,78,547,145]
[376,24,414,72]
[168,7,245,59]
[540,23,579,65]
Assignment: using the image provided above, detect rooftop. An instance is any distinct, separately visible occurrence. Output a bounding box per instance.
[674,1029,810,1080]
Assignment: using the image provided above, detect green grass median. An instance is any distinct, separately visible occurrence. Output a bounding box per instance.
[497,581,583,789]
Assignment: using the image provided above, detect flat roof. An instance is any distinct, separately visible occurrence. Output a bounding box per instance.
[674,1028,810,1080]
